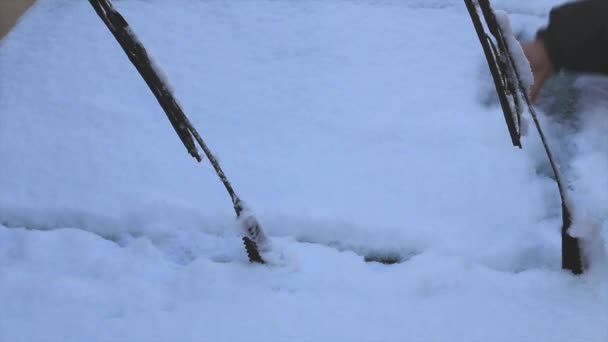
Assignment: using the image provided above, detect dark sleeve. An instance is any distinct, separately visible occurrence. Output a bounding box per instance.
[537,0,608,74]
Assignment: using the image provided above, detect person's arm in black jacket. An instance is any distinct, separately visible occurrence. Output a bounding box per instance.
[538,0,608,74]
[523,0,608,101]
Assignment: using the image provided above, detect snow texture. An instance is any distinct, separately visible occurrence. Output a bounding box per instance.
[495,9,535,91]
[0,0,607,341]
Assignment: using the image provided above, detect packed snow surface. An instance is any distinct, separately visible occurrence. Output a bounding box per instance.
[0,0,606,341]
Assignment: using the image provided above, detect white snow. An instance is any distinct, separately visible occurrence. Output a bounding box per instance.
[494,9,535,91]
[0,0,607,341]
